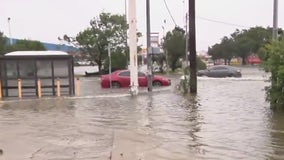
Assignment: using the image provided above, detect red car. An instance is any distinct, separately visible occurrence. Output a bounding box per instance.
[100,70,171,88]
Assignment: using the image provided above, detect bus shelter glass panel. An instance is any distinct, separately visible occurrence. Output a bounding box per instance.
[54,60,68,77]
[37,60,52,78]
[19,60,35,78]
[40,78,54,96]
[6,60,17,78]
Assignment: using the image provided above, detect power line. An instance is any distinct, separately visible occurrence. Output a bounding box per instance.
[197,16,250,28]
[163,0,177,26]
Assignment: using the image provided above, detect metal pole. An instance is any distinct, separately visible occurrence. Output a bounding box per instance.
[108,43,112,88]
[189,0,197,93]
[125,0,128,67]
[18,79,22,98]
[57,78,61,97]
[37,79,42,98]
[185,13,189,68]
[163,20,169,75]
[146,0,153,91]
[76,77,80,96]
[7,17,12,45]
[272,0,278,41]
[129,0,139,95]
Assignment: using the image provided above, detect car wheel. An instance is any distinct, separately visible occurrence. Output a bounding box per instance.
[153,81,162,87]
[111,81,121,88]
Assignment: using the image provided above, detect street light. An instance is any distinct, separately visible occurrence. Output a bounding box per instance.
[7,17,13,45]
[146,0,153,92]
[273,0,278,41]
[125,0,129,66]
[108,43,112,88]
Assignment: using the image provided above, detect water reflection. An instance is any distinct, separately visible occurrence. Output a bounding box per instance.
[0,67,283,160]
[0,98,77,160]
[182,95,206,156]
[268,110,284,160]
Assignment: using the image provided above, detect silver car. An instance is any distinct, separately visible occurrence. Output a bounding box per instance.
[197,65,242,78]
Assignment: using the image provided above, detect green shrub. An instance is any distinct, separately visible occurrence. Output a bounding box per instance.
[263,39,284,110]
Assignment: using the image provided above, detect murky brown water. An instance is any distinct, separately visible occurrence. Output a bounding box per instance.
[0,66,284,160]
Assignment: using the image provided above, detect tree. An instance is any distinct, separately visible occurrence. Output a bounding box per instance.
[7,39,46,52]
[208,43,222,63]
[103,48,127,72]
[62,12,135,73]
[220,37,235,65]
[163,27,186,71]
[208,27,279,65]
[263,39,284,110]
[233,27,272,64]
[0,32,8,55]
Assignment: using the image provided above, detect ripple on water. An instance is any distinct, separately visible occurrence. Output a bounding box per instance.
[0,67,283,159]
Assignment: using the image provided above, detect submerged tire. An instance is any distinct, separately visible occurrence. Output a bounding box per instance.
[153,81,162,87]
[111,82,121,88]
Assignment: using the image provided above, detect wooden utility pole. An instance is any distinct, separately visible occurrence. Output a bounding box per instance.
[189,0,197,93]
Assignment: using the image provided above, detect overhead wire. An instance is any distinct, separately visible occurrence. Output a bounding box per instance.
[163,0,177,26]
[197,16,251,28]
[163,0,250,29]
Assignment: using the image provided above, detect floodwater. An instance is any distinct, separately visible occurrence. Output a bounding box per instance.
[0,66,284,160]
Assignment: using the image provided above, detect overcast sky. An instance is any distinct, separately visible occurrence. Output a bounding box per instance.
[0,0,283,51]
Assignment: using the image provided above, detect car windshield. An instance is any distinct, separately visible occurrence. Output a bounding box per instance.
[209,66,233,70]
[118,71,130,77]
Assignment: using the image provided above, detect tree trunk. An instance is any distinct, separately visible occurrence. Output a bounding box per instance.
[228,59,231,65]
[242,57,246,65]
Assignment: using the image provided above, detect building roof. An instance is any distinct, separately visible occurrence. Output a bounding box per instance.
[5,51,69,56]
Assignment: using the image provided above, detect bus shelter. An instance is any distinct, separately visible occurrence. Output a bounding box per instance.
[0,51,75,97]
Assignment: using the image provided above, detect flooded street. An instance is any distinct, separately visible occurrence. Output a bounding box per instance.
[0,66,284,160]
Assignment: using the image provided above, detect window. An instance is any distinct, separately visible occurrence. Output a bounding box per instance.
[119,71,130,77]
[54,60,68,77]
[6,61,17,78]
[138,72,146,77]
[19,60,35,78]
[37,60,52,78]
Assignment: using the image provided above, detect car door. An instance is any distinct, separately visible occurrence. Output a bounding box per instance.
[138,72,147,87]
[214,66,229,77]
[207,66,225,77]
[118,71,130,87]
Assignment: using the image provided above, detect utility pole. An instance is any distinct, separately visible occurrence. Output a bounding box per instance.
[108,43,112,88]
[185,13,189,68]
[162,20,169,75]
[125,0,129,66]
[272,0,278,41]
[189,0,197,93]
[128,0,139,95]
[146,0,153,91]
[7,17,12,45]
